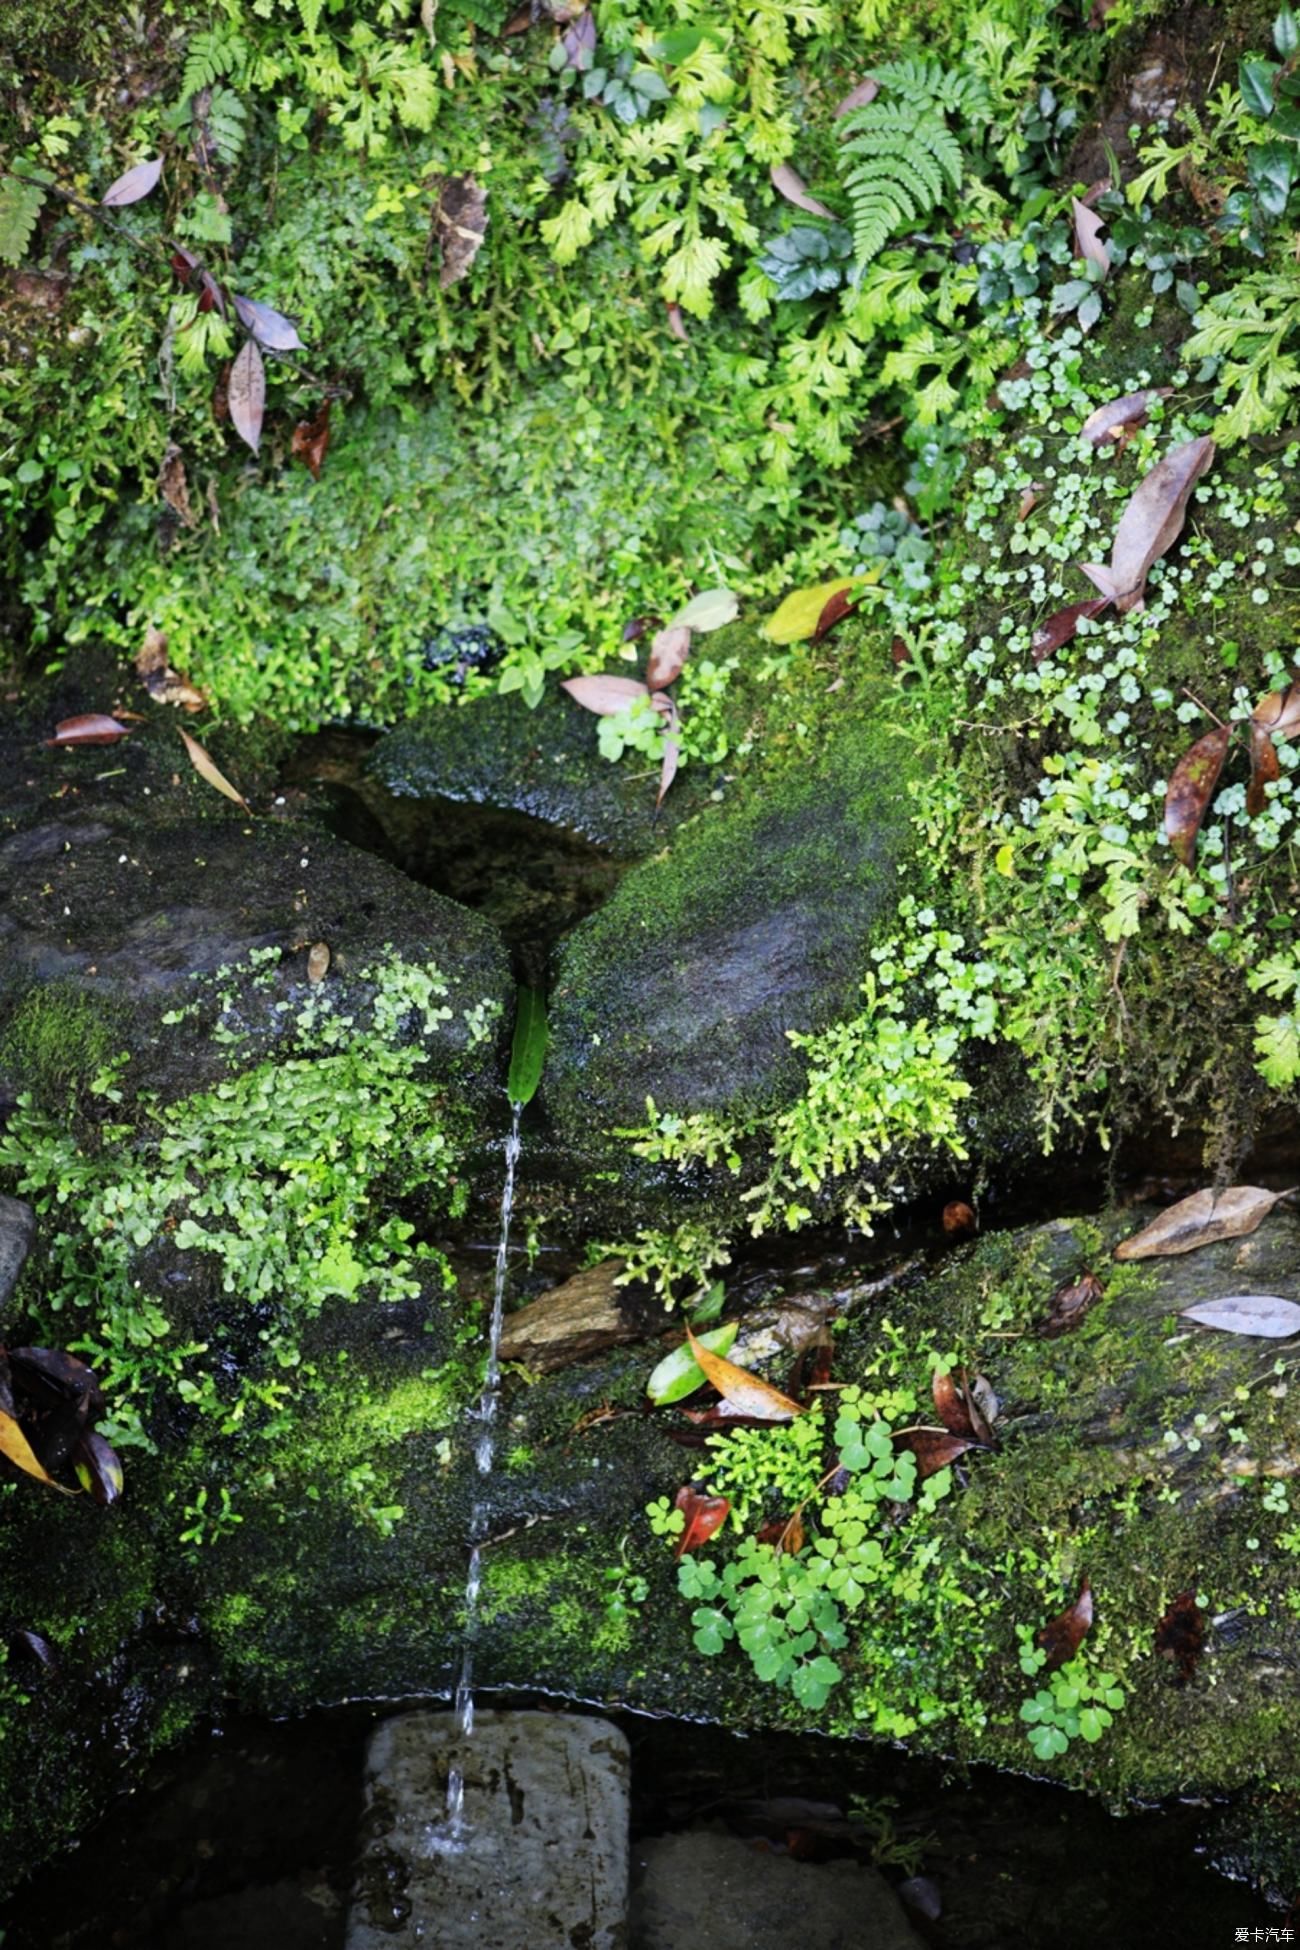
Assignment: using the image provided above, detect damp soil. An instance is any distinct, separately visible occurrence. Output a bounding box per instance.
[0,1699,1282,1949]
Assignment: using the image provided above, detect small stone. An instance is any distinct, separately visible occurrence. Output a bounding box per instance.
[0,1196,36,1312]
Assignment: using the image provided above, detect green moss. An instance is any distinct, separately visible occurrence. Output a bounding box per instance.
[0,982,123,1108]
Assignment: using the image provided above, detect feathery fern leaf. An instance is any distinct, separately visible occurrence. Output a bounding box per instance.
[181,27,245,102]
[200,87,249,167]
[838,102,963,262]
[0,171,46,267]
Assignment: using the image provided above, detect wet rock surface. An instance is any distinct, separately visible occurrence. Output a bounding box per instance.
[347,1711,630,1950]
[0,1195,35,1309]
[629,1831,923,1950]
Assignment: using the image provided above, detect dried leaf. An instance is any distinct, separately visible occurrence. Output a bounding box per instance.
[0,1356,69,1493]
[1077,561,1121,604]
[561,674,651,715]
[1042,1271,1105,1337]
[645,624,691,690]
[1164,723,1231,869]
[646,1323,740,1405]
[770,161,836,219]
[1016,484,1044,522]
[685,1325,804,1422]
[654,695,680,810]
[670,587,738,632]
[307,942,331,984]
[1115,1185,1295,1261]
[1180,1294,1300,1338]
[666,301,689,342]
[674,1484,730,1558]
[232,294,303,352]
[764,577,863,646]
[178,728,251,813]
[136,625,207,712]
[72,1429,123,1506]
[893,1428,980,1478]
[1252,673,1300,740]
[1079,388,1172,447]
[1036,1578,1092,1672]
[1248,720,1282,816]
[891,636,911,667]
[1071,196,1110,275]
[812,586,860,642]
[932,1369,993,1445]
[557,9,596,69]
[622,616,658,643]
[1155,1591,1206,1683]
[1086,436,1215,613]
[291,400,331,480]
[44,714,130,748]
[228,336,266,456]
[436,175,488,289]
[757,1510,806,1555]
[102,156,163,207]
[1031,597,1110,665]
[834,76,879,117]
[942,1200,976,1236]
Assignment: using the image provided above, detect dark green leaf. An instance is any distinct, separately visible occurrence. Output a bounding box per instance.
[1249,140,1295,216]
[1276,5,1299,55]
[1241,58,1279,117]
[507,985,547,1107]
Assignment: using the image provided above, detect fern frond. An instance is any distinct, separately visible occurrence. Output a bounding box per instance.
[297,0,326,32]
[181,27,245,102]
[443,0,514,29]
[838,101,963,261]
[203,87,248,166]
[0,171,45,267]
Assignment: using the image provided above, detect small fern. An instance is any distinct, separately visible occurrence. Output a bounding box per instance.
[0,170,46,267]
[200,87,249,167]
[442,0,516,29]
[837,61,986,265]
[181,27,245,102]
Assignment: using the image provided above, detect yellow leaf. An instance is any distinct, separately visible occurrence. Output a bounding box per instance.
[685,1325,803,1421]
[762,574,873,645]
[995,843,1015,877]
[178,729,251,813]
[0,1407,73,1492]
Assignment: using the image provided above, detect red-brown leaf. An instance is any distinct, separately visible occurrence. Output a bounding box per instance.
[666,301,689,342]
[291,401,331,481]
[1165,723,1231,868]
[228,337,266,455]
[931,1369,993,1445]
[812,586,859,642]
[651,691,680,810]
[622,615,659,644]
[1252,673,1300,740]
[561,675,651,715]
[645,624,691,690]
[1247,721,1281,817]
[1079,388,1172,447]
[1154,1589,1206,1684]
[893,1428,981,1478]
[44,714,131,748]
[1032,598,1109,664]
[942,1199,976,1236]
[674,1484,730,1558]
[756,1510,805,1554]
[1036,1578,1093,1672]
[891,635,911,667]
[770,162,836,219]
[1042,1271,1105,1338]
[1087,435,1215,613]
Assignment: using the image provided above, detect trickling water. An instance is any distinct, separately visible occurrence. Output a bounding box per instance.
[445,1102,523,1831]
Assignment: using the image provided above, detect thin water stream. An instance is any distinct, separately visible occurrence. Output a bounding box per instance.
[445,1101,523,1830]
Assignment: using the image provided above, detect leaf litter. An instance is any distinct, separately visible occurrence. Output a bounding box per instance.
[1114,1185,1295,1260]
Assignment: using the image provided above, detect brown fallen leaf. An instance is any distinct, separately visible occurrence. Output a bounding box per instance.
[674,1483,730,1558]
[653,692,680,810]
[685,1325,804,1422]
[932,1368,993,1445]
[645,624,691,691]
[1164,723,1231,868]
[136,626,207,712]
[1042,1271,1105,1337]
[44,714,131,748]
[812,586,860,643]
[942,1200,976,1236]
[561,674,652,715]
[1155,1590,1206,1684]
[158,443,197,529]
[1079,436,1215,613]
[0,1351,72,1493]
[1079,388,1172,448]
[291,401,331,481]
[435,175,488,289]
[231,294,302,352]
[307,942,331,984]
[666,301,689,342]
[1036,1578,1092,1672]
[1179,1294,1300,1337]
[102,156,163,207]
[1247,720,1281,817]
[1032,598,1111,663]
[178,728,251,813]
[756,1510,806,1555]
[834,76,879,117]
[1071,196,1110,275]
[1252,672,1300,740]
[228,336,266,455]
[893,1428,981,1478]
[1016,483,1046,522]
[770,161,836,219]
[1114,1184,1295,1261]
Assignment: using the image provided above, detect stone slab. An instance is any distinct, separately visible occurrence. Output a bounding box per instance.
[629,1831,924,1950]
[0,1195,36,1311]
[347,1710,630,1950]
